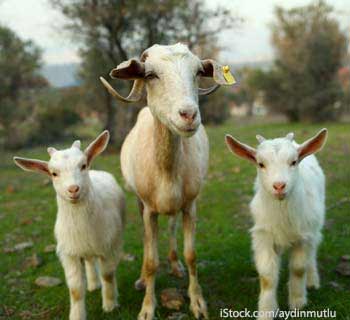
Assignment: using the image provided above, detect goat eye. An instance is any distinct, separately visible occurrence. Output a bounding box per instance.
[258,163,265,169]
[81,164,87,170]
[197,69,204,76]
[52,172,58,177]
[291,160,297,166]
[145,72,158,80]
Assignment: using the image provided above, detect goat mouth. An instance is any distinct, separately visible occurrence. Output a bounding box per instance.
[274,192,287,200]
[68,195,80,202]
[170,121,198,135]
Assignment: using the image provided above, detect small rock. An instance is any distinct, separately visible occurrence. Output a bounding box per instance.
[23,254,43,269]
[341,255,350,261]
[14,241,33,251]
[122,252,136,262]
[328,281,343,290]
[161,288,185,310]
[44,244,56,253]
[35,276,62,287]
[167,312,189,320]
[4,241,33,253]
[335,259,350,276]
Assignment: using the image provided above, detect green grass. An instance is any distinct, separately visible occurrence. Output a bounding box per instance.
[0,120,349,319]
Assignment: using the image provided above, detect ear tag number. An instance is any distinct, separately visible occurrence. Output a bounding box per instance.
[222,65,236,85]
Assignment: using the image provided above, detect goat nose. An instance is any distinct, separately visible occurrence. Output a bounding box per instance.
[273,182,286,191]
[68,185,80,194]
[179,109,197,123]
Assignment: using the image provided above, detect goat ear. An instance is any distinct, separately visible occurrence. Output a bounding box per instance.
[256,134,266,144]
[72,140,81,149]
[85,130,110,166]
[199,60,236,96]
[13,157,50,176]
[286,132,294,141]
[225,135,257,164]
[298,128,328,161]
[47,147,57,156]
[110,59,145,80]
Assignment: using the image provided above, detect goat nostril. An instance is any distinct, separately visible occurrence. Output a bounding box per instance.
[179,110,196,122]
[68,185,80,193]
[273,182,286,191]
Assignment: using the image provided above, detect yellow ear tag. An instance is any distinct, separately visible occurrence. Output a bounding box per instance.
[222,65,236,85]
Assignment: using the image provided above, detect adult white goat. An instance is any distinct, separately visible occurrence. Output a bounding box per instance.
[225,129,328,320]
[14,131,125,320]
[100,43,235,320]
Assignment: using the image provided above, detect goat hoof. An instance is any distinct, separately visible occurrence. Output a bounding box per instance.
[190,294,209,319]
[289,296,307,310]
[103,299,118,312]
[135,278,146,291]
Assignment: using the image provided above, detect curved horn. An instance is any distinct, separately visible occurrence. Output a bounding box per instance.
[100,77,145,103]
[198,84,220,96]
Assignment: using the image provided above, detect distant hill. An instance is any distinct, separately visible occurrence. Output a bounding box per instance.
[41,63,81,88]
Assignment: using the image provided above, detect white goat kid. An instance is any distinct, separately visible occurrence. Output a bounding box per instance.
[100,43,235,320]
[225,129,328,319]
[14,131,125,320]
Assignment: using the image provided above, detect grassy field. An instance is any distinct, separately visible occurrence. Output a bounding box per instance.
[0,120,349,320]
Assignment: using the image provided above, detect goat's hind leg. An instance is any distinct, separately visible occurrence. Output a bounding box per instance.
[85,257,101,291]
[135,197,147,291]
[99,254,120,312]
[168,214,185,278]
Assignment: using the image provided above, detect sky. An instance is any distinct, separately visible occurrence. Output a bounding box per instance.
[0,0,349,65]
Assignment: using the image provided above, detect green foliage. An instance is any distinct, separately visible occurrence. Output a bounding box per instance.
[28,89,81,145]
[0,25,48,149]
[1,122,350,318]
[51,0,239,146]
[255,1,347,122]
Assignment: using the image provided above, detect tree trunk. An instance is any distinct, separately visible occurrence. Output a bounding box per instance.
[104,90,117,145]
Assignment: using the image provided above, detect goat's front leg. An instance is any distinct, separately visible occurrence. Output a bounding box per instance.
[99,254,120,312]
[138,207,159,320]
[60,254,86,320]
[168,214,185,278]
[85,257,100,291]
[289,241,314,310]
[183,202,208,319]
[252,230,280,320]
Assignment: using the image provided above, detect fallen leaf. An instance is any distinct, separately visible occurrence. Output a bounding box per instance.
[20,218,33,226]
[23,254,43,269]
[161,288,185,310]
[35,276,62,287]
[232,166,241,174]
[6,185,15,194]
[335,259,350,276]
[44,244,56,253]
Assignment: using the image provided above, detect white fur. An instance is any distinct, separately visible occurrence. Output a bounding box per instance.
[226,130,327,320]
[251,138,325,319]
[120,44,209,320]
[14,132,125,320]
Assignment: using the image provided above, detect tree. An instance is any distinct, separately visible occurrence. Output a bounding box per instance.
[258,1,347,122]
[0,25,48,148]
[51,0,239,146]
